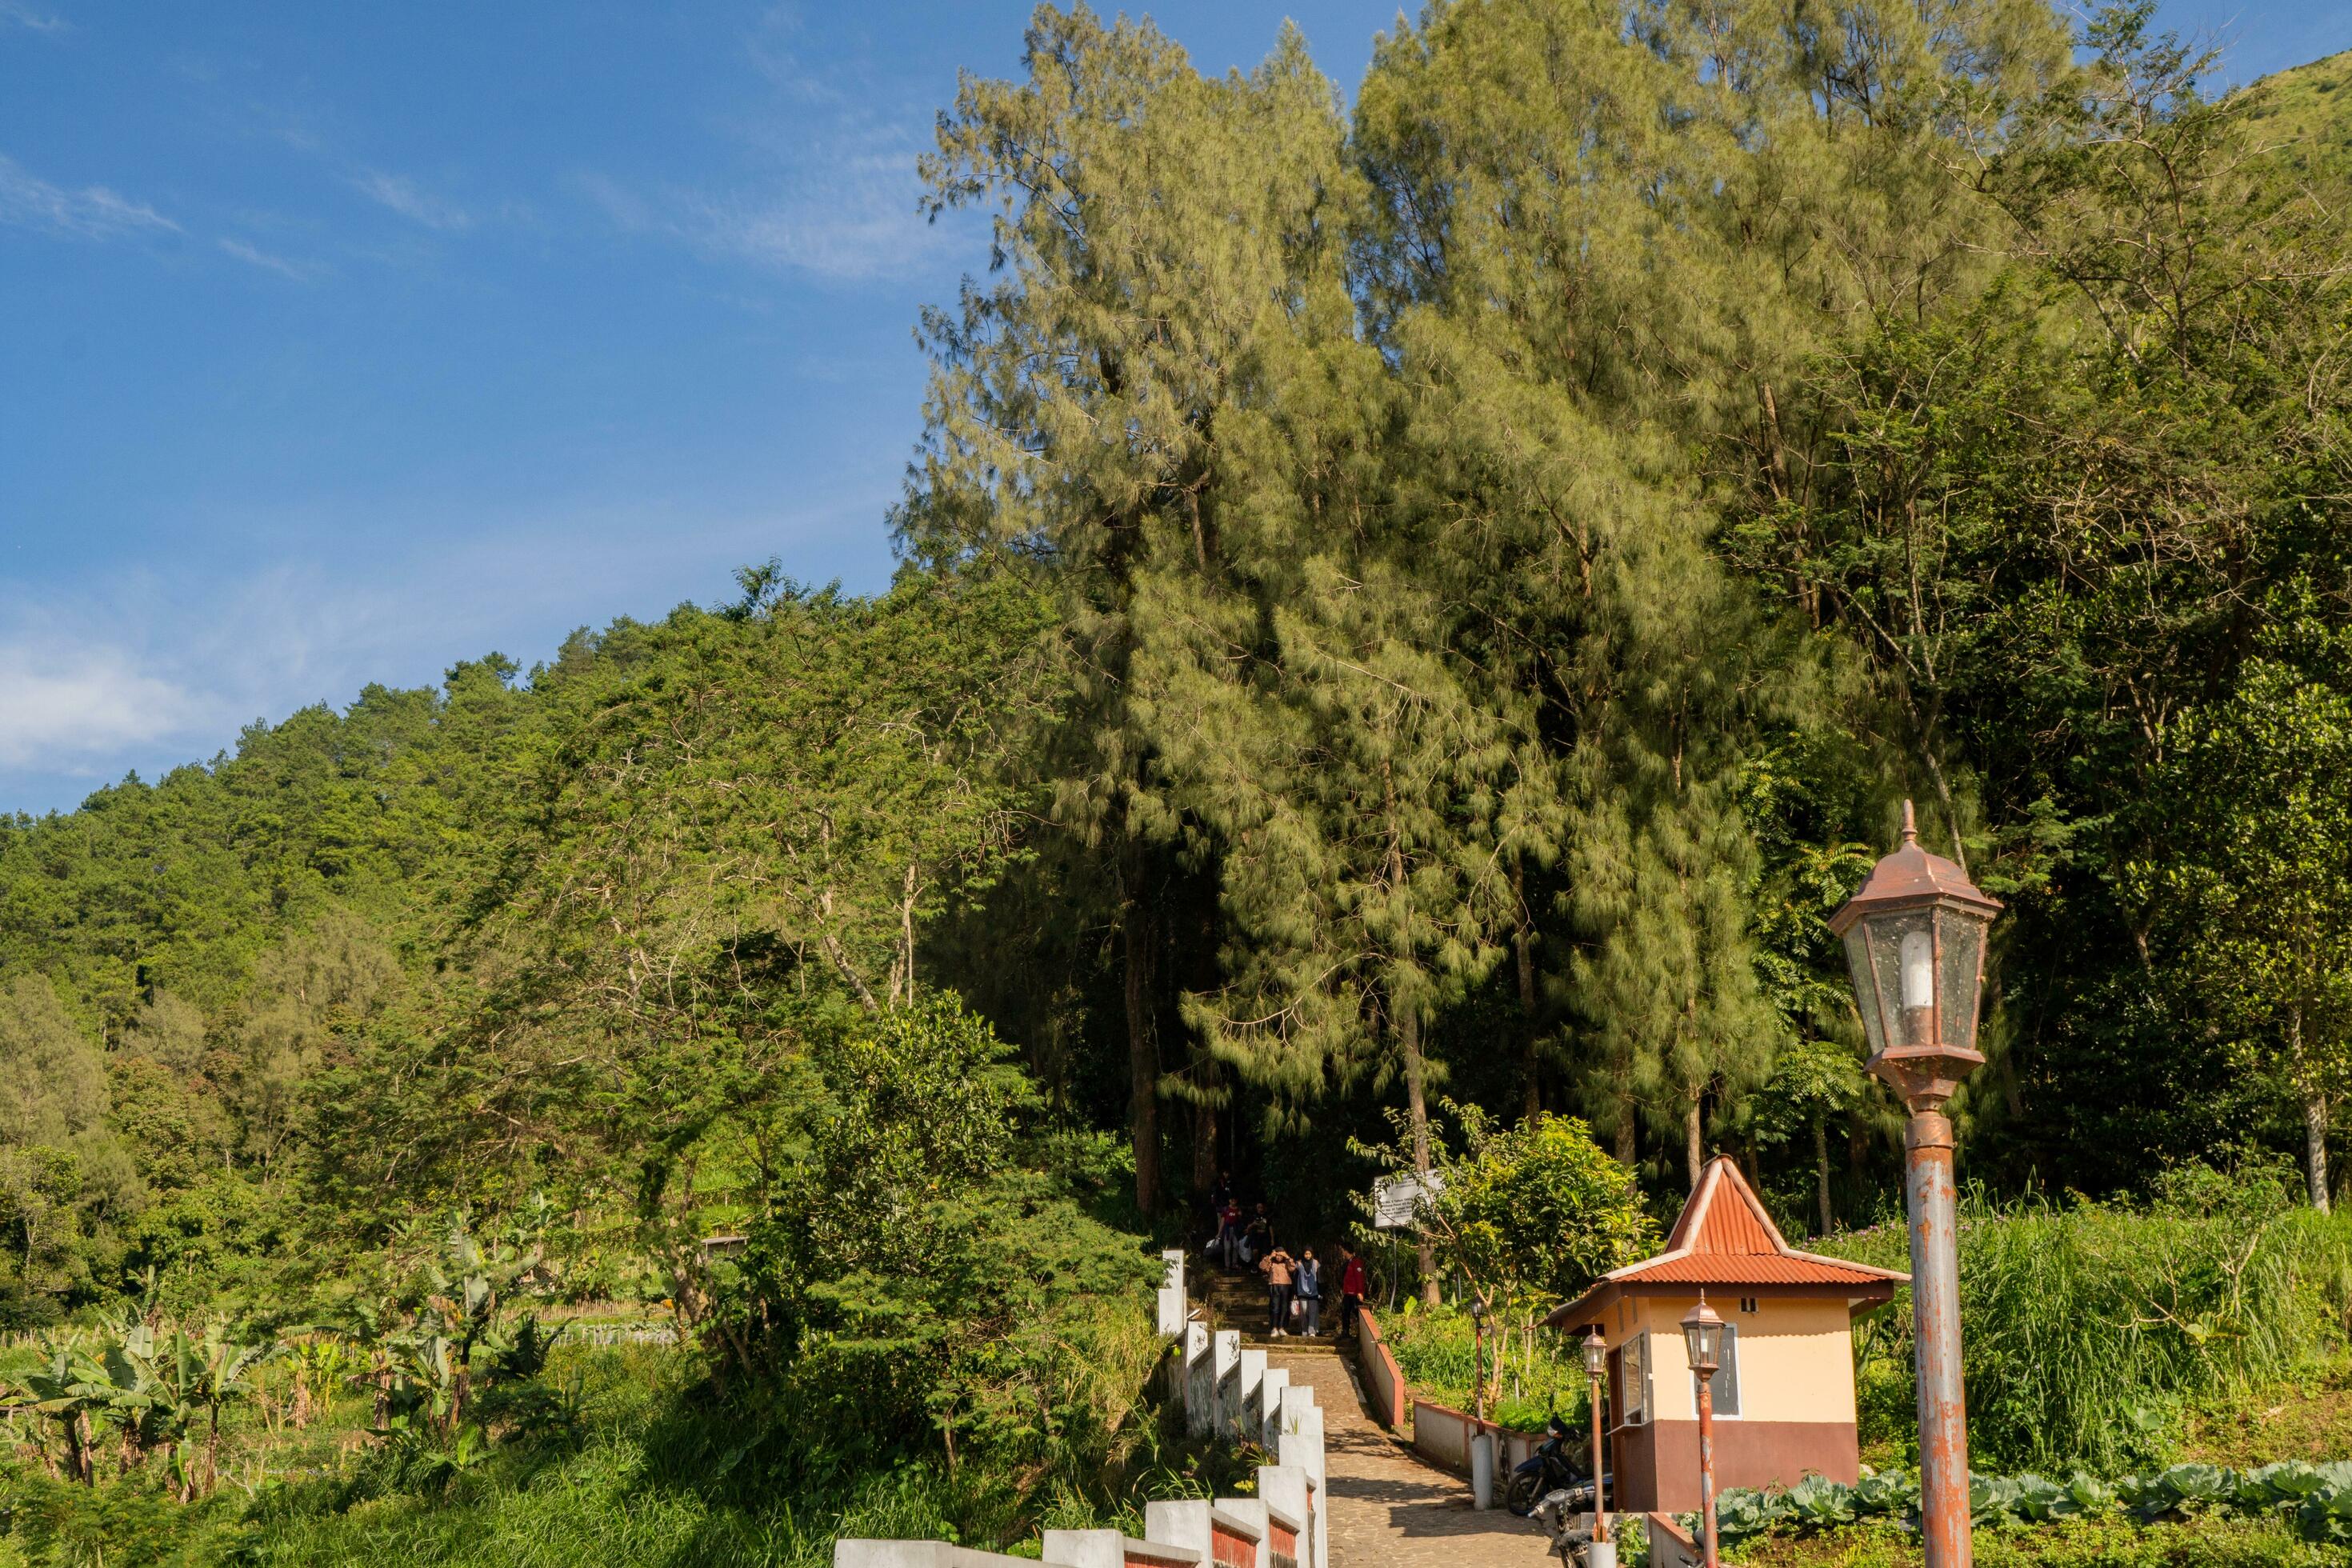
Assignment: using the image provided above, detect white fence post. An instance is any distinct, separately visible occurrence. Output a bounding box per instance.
[1255,1366,1290,1449]
[1158,1249,1187,1336]
[1183,1322,1212,1436]
[1145,1498,1211,1558]
[1211,1330,1241,1434]
[1257,1466,1309,1568]
[1235,1348,1266,1443]
[1217,1498,1270,1568]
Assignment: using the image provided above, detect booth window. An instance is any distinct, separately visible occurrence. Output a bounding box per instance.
[1612,1331,1653,1426]
[1707,1324,1742,1418]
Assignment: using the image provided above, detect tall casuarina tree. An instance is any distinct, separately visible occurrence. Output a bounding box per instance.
[895,10,1361,1214]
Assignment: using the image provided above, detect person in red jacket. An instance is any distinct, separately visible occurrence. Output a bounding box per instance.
[1338,1243,1368,1335]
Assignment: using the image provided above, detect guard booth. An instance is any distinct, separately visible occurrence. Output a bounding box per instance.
[1544,1157,1908,1511]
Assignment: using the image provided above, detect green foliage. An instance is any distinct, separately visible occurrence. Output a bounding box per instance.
[6,2,2352,1558]
[2138,606,2352,1204]
[1819,1166,2352,1474]
[1360,1103,1654,1318]
[743,995,1160,1476]
[1379,1304,1590,1432]
[1708,1455,2352,1554]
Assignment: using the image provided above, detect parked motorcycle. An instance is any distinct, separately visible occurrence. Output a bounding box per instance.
[1506,1412,1602,1517]
[1533,1485,1605,1566]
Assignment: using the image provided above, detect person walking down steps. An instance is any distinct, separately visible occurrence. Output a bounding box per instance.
[1338,1242,1366,1336]
[1260,1242,1296,1338]
[1294,1247,1322,1338]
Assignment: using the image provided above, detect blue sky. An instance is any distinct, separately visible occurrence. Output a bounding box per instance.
[2,1,2344,816]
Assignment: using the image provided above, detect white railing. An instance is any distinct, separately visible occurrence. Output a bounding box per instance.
[838,1250,1330,1568]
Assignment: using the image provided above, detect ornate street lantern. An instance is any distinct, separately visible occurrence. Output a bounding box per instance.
[1681,1294,1726,1568]
[1828,802,2002,1111]
[1678,1295,1726,1376]
[1829,801,2001,1568]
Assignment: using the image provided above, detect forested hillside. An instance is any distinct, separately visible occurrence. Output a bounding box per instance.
[1,1,2350,1558]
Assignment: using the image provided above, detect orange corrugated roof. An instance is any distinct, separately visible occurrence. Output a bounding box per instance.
[1621,1252,1905,1286]
[1544,1156,1907,1327]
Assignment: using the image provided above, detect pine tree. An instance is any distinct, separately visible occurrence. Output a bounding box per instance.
[897,9,1362,1214]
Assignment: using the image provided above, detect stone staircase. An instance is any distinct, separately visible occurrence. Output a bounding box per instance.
[1194,1254,1345,1356]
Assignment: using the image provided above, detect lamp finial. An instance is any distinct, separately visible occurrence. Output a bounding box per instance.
[1900,799,1918,846]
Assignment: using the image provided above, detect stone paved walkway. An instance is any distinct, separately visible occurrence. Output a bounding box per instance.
[1274,1350,1551,1566]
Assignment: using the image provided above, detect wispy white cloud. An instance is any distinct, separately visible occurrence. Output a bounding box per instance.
[579,132,946,284]
[0,486,894,810]
[577,13,949,286]
[0,154,176,238]
[218,234,325,282]
[0,2,66,34]
[353,170,471,231]
[0,646,194,771]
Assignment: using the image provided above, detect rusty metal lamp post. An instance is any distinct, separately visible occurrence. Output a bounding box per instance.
[1582,1329,1613,1563]
[1828,802,2002,1568]
[1681,1295,1726,1568]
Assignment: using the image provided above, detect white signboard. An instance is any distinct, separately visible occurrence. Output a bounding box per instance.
[1370,1171,1442,1230]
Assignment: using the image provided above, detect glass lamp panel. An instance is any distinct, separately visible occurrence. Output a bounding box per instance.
[1854,909,1934,1052]
[1841,926,1888,1057]
[1936,906,1988,1055]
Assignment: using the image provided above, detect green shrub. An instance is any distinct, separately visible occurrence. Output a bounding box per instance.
[1378,1302,1590,1429]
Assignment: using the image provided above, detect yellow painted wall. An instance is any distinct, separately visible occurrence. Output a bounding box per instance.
[1618,1294,1859,1426]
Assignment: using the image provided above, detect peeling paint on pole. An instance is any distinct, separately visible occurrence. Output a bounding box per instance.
[1909,1110,1970,1568]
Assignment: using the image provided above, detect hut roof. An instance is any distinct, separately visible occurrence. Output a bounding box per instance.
[1543,1157,1908,1330]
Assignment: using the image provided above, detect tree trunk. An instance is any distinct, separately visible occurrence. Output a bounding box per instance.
[1685,1095,1706,1191]
[1190,1058,1220,1194]
[1615,1105,1636,1166]
[2294,1004,2330,1213]
[1514,859,1542,1124]
[1401,1006,1441,1308]
[2305,1090,2332,1214]
[1123,873,1161,1219]
[1814,1114,1834,1236]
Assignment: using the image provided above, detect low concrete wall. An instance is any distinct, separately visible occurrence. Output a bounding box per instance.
[1407,1394,1543,1478]
[1352,1308,1407,1428]
[1645,1511,1703,1568]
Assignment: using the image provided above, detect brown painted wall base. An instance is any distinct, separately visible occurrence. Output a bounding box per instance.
[1611,1419,1862,1512]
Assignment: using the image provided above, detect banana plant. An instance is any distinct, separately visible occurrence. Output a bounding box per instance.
[125,1324,274,1497]
[5,1342,117,1484]
[284,1334,354,1430]
[188,1326,274,1495]
[98,1321,193,1469]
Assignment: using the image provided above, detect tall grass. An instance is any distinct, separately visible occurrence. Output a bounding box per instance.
[1818,1163,2352,1474]
[1380,1304,1591,1430]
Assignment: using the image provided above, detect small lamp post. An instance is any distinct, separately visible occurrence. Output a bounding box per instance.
[1469,1296,1490,1421]
[1681,1294,1726,1568]
[1829,801,2002,1568]
[1582,1329,1613,1562]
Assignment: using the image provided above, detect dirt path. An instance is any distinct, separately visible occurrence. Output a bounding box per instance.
[1274,1350,1551,1566]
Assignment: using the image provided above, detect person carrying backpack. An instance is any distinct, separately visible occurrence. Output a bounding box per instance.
[1294,1249,1322,1338]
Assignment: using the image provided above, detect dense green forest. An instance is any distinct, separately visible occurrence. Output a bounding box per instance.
[2,2,2350,1561]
